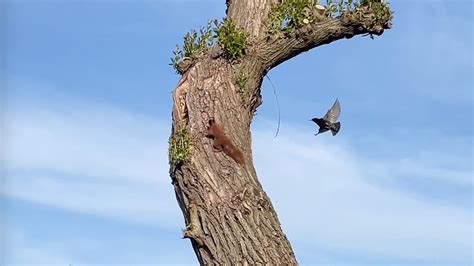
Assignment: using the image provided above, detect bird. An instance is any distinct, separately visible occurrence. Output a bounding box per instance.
[311,99,341,136]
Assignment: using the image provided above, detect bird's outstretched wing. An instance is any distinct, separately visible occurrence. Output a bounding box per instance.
[323,99,340,123]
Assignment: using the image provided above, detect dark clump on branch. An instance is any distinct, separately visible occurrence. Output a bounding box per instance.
[340,1,392,37]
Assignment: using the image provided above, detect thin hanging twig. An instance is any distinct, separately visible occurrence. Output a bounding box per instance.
[265,74,281,138]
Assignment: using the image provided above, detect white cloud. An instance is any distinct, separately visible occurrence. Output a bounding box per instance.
[2,101,184,227]
[369,150,472,186]
[4,102,170,184]
[3,174,182,228]
[253,122,472,263]
[2,102,472,263]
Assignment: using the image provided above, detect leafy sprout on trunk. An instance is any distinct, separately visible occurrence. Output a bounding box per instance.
[215,19,247,61]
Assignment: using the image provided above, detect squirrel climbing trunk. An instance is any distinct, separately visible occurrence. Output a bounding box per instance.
[205,119,245,165]
[169,59,297,264]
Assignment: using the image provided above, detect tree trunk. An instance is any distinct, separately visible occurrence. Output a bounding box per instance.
[169,1,392,264]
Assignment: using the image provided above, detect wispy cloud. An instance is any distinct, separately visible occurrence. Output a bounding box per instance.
[2,100,472,264]
[253,121,472,263]
[4,103,170,184]
[3,100,183,227]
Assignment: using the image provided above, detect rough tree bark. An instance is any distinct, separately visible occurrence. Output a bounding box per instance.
[169,1,392,264]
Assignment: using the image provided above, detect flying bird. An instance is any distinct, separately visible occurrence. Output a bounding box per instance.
[311,99,341,136]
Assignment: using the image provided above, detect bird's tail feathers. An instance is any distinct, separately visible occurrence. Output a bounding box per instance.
[331,122,341,136]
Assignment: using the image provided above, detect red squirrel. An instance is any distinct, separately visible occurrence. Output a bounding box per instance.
[205,119,245,165]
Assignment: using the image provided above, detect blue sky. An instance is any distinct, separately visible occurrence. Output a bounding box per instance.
[1,0,472,265]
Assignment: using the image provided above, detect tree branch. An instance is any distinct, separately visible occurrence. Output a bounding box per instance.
[259,3,393,70]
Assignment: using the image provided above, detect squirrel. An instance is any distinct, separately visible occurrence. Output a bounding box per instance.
[205,119,245,165]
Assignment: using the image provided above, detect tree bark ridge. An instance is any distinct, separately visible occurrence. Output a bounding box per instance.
[226,0,280,38]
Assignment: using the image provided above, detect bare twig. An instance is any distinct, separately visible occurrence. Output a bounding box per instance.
[264,74,281,138]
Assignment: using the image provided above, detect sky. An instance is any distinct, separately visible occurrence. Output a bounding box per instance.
[1,0,472,265]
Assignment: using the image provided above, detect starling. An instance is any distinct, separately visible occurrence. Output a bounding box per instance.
[311,99,341,136]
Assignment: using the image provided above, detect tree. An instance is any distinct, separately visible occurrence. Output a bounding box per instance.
[168,0,392,264]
